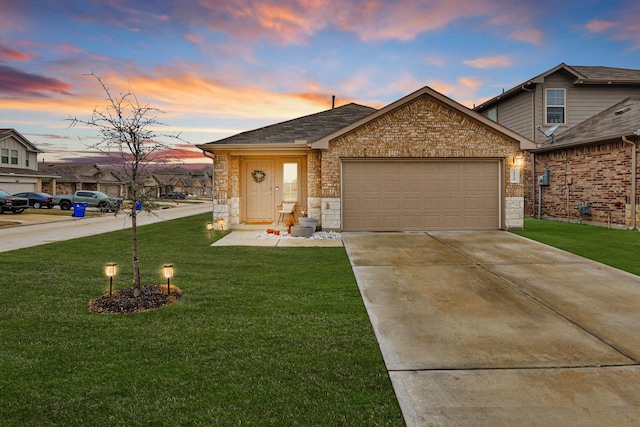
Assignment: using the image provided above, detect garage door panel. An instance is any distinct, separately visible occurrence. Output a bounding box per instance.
[343,160,500,231]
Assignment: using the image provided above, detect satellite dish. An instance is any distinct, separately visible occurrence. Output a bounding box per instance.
[543,125,559,137]
[536,125,560,142]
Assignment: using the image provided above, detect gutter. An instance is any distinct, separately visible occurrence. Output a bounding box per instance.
[623,135,637,230]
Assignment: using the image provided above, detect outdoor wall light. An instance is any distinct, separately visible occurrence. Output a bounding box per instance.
[513,153,524,168]
[163,263,174,293]
[105,262,117,296]
[216,217,226,230]
[206,222,213,237]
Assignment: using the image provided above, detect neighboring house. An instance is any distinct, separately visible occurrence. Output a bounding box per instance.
[0,129,59,193]
[40,163,123,197]
[154,170,186,197]
[475,63,640,227]
[198,88,535,231]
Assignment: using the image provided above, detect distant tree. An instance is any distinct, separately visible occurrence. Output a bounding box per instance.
[68,74,183,296]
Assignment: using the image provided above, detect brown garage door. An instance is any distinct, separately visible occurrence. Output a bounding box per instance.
[342,160,500,231]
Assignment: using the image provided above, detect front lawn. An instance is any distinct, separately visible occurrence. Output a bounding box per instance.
[0,213,403,426]
[512,218,640,275]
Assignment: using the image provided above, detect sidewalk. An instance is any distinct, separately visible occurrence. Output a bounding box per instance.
[0,203,213,252]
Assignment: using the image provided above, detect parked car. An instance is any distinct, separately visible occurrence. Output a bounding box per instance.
[0,189,29,214]
[53,190,122,212]
[165,191,186,199]
[12,191,54,209]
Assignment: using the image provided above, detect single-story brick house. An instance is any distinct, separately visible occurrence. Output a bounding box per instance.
[40,163,123,197]
[198,86,535,231]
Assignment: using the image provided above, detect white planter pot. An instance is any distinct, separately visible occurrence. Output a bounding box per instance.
[298,217,318,231]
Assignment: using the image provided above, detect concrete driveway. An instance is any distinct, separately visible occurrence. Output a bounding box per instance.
[343,231,640,426]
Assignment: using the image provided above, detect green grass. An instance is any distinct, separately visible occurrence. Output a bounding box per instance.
[512,218,640,275]
[0,213,403,426]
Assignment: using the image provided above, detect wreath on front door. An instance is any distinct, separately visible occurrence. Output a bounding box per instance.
[251,169,266,183]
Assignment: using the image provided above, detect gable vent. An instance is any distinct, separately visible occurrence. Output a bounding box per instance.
[615,106,631,115]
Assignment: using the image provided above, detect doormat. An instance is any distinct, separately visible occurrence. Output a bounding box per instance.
[245,220,273,225]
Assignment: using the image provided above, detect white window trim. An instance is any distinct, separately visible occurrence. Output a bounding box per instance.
[544,88,566,125]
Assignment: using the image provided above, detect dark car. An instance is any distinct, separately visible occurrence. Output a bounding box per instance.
[166,191,186,199]
[0,189,29,214]
[12,191,54,209]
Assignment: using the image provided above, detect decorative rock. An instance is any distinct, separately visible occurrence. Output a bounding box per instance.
[290,225,314,237]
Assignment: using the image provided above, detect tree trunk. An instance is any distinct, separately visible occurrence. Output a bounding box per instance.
[132,210,141,297]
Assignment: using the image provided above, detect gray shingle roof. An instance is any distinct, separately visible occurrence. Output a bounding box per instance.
[0,166,59,177]
[203,103,376,146]
[475,63,640,111]
[536,97,640,151]
[568,65,640,82]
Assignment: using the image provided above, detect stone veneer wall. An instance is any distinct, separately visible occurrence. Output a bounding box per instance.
[212,153,243,225]
[306,151,323,223]
[533,140,634,226]
[319,95,525,230]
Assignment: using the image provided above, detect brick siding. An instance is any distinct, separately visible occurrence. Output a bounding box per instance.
[532,141,633,225]
[319,95,525,229]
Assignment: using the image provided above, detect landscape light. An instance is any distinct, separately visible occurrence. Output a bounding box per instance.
[105,262,117,296]
[163,263,174,293]
[206,222,213,237]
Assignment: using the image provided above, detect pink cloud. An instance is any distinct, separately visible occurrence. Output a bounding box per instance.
[0,65,72,97]
[427,76,483,108]
[582,3,640,49]
[584,20,616,33]
[185,34,204,45]
[181,0,544,45]
[508,28,543,45]
[463,55,512,69]
[0,44,31,60]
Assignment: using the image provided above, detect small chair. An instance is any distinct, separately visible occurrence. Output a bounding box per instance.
[277,202,296,224]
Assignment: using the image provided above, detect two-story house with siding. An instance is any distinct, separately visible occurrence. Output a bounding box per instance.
[475,64,640,228]
[0,129,59,194]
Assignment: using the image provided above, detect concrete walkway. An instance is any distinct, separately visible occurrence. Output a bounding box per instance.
[210,229,343,247]
[343,231,640,426]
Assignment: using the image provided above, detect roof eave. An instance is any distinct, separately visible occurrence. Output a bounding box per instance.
[576,79,640,85]
[533,131,638,153]
[197,142,310,154]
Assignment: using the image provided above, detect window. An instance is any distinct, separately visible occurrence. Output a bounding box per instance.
[546,88,565,124]
[1,148,7,164]
[10,150,18,165]
[282,163,298,201]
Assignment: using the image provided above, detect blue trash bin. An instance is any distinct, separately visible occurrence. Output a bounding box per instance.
[72,203,87,217]
[135,201,143,211]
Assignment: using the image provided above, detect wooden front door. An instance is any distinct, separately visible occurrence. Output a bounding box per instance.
[246,160,274,223]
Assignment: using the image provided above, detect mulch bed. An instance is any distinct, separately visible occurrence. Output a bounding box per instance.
[88,284,182,314]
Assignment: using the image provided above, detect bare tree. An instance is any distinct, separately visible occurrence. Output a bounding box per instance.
[68,74,183,296]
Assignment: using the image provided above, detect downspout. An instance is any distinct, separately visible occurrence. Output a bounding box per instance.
[203,151,216,227]
[622,136,637,230]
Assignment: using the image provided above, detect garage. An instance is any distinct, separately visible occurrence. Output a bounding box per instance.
[0,181,36,194]
[342,159,501,231]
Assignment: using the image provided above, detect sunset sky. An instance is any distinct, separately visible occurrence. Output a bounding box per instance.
[1,0,640,164]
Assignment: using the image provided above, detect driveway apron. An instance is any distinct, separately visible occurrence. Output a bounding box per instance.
[343,231,640,426]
